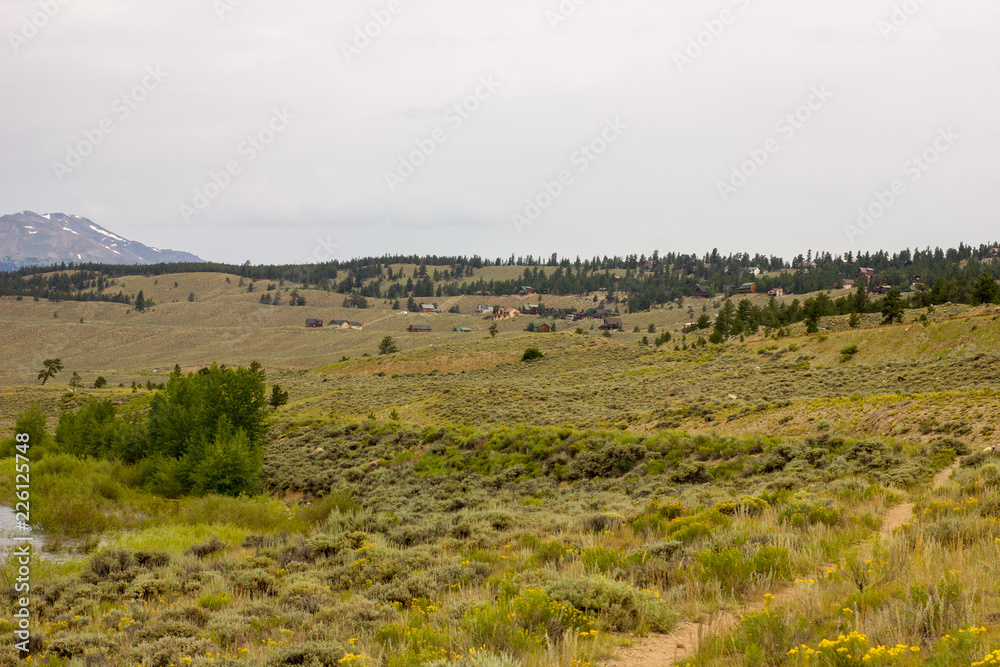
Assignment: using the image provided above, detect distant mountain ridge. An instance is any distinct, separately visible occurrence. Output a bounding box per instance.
[0,211,205,270]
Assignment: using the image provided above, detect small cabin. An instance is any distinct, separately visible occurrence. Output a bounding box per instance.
[305,319,323,328]
[407,324,432,333]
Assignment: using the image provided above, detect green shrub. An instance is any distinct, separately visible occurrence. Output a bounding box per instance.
[840,344,859,362]
[695,546,791,596]
[520,347,544,362]
[631,509,730,542]
[267,641,348,667]
[581,546,623,574]
[533,540,572,566]
[931,436,970,457]
[545,575,675,633]
[566,443,646,479]
[336,594,395,632]
[474,510,515,532]
[778,498,841,528]
[47,633,111,657]
[187,536,226,559]
[191,418,263,496]
[715,496,769,517]
[137,620,200,641]
[669,462,712,483]
[462,587,590,654]
[31,474,113,537]
[581,513,624,533]
[904,576,966,641]
[55,398,145,462]
[644,540,683,561]
[10,401,54,453]
[197,592,232,610]
[231,568,275,597]
[843,587,889,613]
[732,607,806,667]
[280,578,332,613]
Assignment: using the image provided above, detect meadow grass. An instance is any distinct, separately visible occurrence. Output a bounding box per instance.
[1,307,999,665]
[4,409,996,667]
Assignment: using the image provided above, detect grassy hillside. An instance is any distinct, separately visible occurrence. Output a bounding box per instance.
[2,274,1000,666]
[0,271,984,380]
[1,276,997,444]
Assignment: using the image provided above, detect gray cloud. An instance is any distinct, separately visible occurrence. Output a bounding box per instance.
[2,0,998,264]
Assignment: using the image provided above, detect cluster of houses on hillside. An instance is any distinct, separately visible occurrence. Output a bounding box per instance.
[405,323,475,333]
[686,263,941,301]
[305,319,363,329]
[855,268,893,293]
[403,299,626,334]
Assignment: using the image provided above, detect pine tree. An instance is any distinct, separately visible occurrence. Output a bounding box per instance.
[37,358,63,385]
[268,384,289,411]
[378,336,400,355]
[880,289,904,324]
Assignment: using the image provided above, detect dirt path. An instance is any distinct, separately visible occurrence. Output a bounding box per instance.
[879,462,958,537]
[879,501,915,538]
[931,462,960,490]
[605,461,961,667]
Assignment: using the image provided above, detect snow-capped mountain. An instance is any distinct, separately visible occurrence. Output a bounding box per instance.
[0,211,205,270]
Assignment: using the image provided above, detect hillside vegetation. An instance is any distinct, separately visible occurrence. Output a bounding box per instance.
[1,252,1000,666]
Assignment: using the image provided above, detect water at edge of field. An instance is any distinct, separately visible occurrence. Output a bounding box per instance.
[0,504,49,558]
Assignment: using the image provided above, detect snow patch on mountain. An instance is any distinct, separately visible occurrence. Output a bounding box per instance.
[89,225,126,242]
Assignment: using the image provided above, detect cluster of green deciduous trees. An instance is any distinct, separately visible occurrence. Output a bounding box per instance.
[12,363,278,497]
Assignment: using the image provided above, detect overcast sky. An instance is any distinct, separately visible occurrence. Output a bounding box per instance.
[2,1,998,265]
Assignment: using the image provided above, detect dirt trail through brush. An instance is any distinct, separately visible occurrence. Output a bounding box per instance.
[879,462,958,538]
[606,462,960,667]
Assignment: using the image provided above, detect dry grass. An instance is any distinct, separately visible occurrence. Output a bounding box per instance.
[3,276,1000,666]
